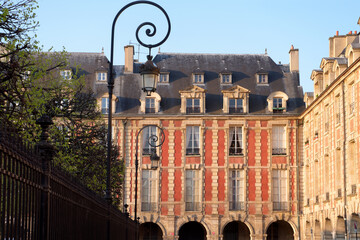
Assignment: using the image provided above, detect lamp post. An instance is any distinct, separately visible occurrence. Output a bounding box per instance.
[106,2,170,239]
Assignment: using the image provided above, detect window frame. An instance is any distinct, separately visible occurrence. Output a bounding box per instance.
[272,125,286,155]
[185,170,200,211]
[273,97,284,113]
[97,72,107,81]
[142,126,157,155]
[229,98,244,114]
[145,98,155,113]
[186,98,201,114]
[186,126,200,155]
[60,70,72,80]
[229,170,245,211]
[229,126,243,155]
[141,170,157,212]
[193,73,204,84]
[159,73,169,83]
[101,97,109,114]
[272,169,288,211]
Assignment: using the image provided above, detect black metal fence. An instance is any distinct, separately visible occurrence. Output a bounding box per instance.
[0,122,137,240]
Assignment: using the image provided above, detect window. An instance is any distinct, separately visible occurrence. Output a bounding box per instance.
[222,74,231,84]
[101,97,109,114]
[272,126,286,155]
[193,74,203,84]
[186,98,200,114]
[229,98,243,113]
[258,74,267,83]
[324,106,329,132]
[229,170,244,211]
[335,96,341,124]
[229,127,243,155]
[97,72,107,81]
[272,169,288,211]
[186,126,200,155]
[350,84,355,114]
[143,126,156,155]
[159,73,169,83]
[145,98,155,113]
[273,98,284,113]
[185,170,200,211]
[60,70,71,80]
[141,170,157,211]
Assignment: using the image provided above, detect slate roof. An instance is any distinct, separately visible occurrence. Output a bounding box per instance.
[115,52,305,115]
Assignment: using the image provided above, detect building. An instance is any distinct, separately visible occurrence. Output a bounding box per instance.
[63,18,360,240]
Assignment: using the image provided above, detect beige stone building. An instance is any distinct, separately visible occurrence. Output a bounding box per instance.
[300,19,360,240]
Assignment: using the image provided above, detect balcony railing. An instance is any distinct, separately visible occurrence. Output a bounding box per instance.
[185,202,201,211]
[273,202,288,211]
[145,107,155,113]
[229,107,244,114]
[229,147,243,155]
[101,107,109,114]
[141,202,157,212]
[272,148,286,155]
[351,184,357,195]
[186,148,200,155]
[186,107,200,114]
[325,192,330,201]
[315,195,319,204]
[229,201,245,211]
[337,188,342,198]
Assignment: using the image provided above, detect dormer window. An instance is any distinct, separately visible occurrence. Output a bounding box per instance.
[256,69,268,85]
[273,98,284,113]
[229,98,243,113]
[193,74,203,83]
[97,72,107,81]
[221,73,232,84]
[186,98,200,114]
[179,85,206,114]
[101,97,109,114]
[222,85,250,114]
[145,98,155,113]
[159,72,169,83]
[60,70,71,80]
[139,92,161,114]
[267,91,289,113]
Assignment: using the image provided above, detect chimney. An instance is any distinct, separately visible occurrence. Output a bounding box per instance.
[124,45,134,73]
[289,45,299,72]
[329,32,346,57]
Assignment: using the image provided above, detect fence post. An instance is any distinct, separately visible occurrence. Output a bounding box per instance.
[36,114,54,240]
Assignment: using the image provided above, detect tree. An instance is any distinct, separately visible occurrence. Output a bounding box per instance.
[0,0,123,206]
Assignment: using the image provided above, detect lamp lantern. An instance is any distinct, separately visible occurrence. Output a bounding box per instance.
[140,55,160,96]
[150,149,160,169]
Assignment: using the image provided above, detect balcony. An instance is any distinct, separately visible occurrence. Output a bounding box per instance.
[351,184,357,195]
[273,202,288,211]
[229,147,243,156]
[229,107,244,114]
[185,202,201,211]
[337,188,342,198]
[141,202,157,212]
[229,201,245,211]
[325,192,330,201]
[186,148,200,155]
[272,148,286,155]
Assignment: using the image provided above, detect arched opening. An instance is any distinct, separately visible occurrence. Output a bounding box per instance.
[336,216,345,239]
[179,221,207,240]
[324,218,332,239]
[223,221,250,240]
[139,222,163,240]
[350,213,360,239]
[266,220,294,240]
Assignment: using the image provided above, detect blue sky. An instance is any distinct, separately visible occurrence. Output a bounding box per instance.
[36,0,360,92]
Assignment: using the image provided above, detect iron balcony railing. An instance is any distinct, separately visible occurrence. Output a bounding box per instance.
[229,107,244,114]
[229,147,243,155]
[186,148,200,155]
[229,201,245,211]
[273,202,288,211]
[272,148,286,155]
[186,107,200,114]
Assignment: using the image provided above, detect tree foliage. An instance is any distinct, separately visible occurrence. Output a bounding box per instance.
[0,0,123,206]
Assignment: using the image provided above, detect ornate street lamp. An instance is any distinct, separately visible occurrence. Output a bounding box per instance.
[140,55,160,96]
[106,1,170,239]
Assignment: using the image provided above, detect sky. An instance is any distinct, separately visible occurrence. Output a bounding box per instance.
[35,0,360,93]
